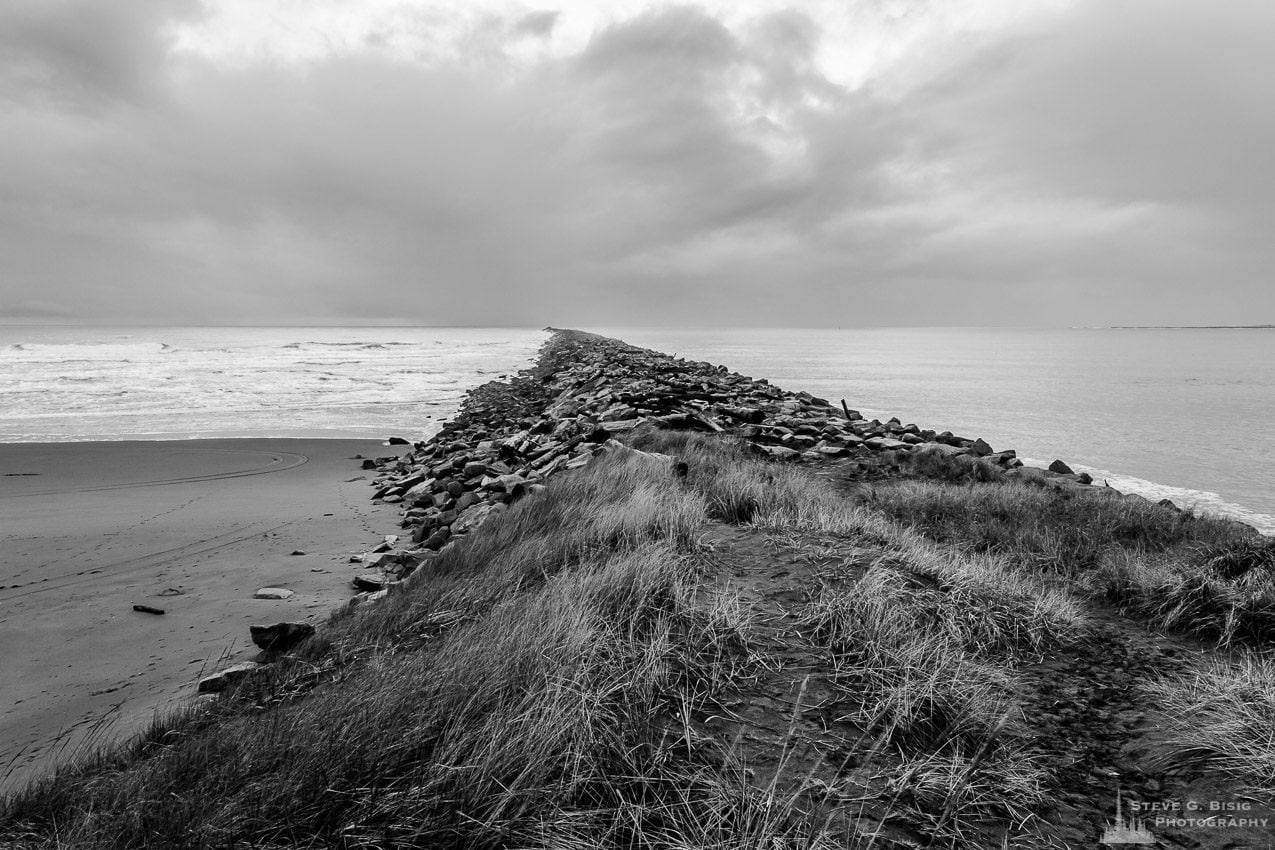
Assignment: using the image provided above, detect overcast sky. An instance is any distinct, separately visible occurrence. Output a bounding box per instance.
[1,0,1271,327]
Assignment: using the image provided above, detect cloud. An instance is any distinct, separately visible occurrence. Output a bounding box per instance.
[1,0,1272,326]
[0,0,199,109]
[513,9,560,39]
[868,0,1275,321]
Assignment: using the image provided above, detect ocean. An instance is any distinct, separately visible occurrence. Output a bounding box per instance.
[0,326,546,443]
[2,325,1271,534]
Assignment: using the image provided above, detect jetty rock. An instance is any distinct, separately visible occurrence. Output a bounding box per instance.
[355,329,1088,583]
[352,329,1191,597]
[249,622,315,652]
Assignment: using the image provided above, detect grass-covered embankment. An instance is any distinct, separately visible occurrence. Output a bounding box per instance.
[4,329,1273,849]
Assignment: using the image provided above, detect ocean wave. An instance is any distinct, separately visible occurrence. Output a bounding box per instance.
[282,341,410,352]
[0,329,547,443]
[2,342,174,358]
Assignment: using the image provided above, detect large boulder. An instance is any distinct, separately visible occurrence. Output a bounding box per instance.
[864,436,910,451]
[985,450,1020,467]
[352,573,389,592]
[249,622,315,652]
[453,502,503,534]
[757,444,800,461]
[917,442,969,457]
[403,479,435,501]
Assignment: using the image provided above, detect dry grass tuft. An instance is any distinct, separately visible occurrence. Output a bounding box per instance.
[904,445,1004,484]
[853,474,1273,647]
[1142,651,1275,794]
[1094,546,1275,645]
[857,478,1249,577]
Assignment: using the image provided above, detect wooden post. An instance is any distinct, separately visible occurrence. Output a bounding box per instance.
[840,399,853,421]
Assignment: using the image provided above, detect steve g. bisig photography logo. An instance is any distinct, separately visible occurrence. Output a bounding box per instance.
[1099,785,1272,846]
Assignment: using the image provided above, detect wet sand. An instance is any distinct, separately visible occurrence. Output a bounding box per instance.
[0,438,407,793]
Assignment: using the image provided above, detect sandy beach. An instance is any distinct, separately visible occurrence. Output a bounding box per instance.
[0,438,407,793]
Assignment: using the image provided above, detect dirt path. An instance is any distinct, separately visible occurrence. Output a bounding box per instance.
[694,523,931,847]
[692,501,1274,848]
[1018,609,1274,848]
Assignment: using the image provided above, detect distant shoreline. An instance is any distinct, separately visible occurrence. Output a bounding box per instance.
[1103,324,1274,329]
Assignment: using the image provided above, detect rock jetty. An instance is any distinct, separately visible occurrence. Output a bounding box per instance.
[349,329,1112,599]
[199,327,1207,691]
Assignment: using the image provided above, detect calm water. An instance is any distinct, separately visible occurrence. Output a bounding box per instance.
[2,325,1271,533]
[603,327,1275,535]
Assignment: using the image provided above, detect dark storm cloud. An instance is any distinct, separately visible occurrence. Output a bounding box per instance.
[1,0,1272,326]
[0,0,199,108]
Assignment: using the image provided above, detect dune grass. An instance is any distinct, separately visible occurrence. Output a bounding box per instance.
[1094,539,1275,645]
[629,429,1087,654]
[902,445,1005,485]
[856,477,1247,576]
[1143,650,1275,794]
[852,472,1271,645]
[795,555,1061,839]
[628,429,1084,840]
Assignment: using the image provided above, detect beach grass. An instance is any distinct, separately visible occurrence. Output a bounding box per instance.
[1143,650,1275,794]
[851,472,1265,644]
[3,428,1270,848]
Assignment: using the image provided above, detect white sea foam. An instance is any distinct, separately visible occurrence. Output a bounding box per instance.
[0,327,545,442]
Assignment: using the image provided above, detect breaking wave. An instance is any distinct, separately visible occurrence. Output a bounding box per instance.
[4,342,174,358]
